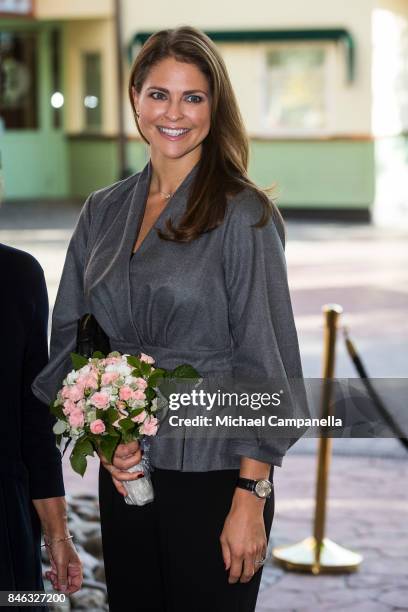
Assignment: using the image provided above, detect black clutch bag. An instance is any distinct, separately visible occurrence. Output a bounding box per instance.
[76,313,111,358]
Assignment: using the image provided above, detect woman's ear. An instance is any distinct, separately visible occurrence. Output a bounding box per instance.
[131,86,140,116]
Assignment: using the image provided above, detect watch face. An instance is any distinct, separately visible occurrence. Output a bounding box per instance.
[255,480,272,498]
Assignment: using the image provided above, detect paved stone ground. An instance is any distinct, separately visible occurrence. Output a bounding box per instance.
[1,201,407,610]
[257,453,408,611]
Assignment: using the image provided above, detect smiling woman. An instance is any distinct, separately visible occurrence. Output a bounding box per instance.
[31,24,305,612]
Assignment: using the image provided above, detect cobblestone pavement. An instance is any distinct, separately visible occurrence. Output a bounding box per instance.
[257,454,408,611]
[1,201,407,610]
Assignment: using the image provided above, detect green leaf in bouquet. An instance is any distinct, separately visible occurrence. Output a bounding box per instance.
[171,364,201,379]
[50,403,64,420]
[74,436,95,457]
[106,406,119,425]
[129,406,144,419]
[92,350,105,359]
[144,387,156,402]
[148,368,167,387]
[70,451,87,477]
[70,352,89,370]
[119,417,135,433]
[100,434,120,463]
[139,361,152,377]
[127,356,142,368]
[131,367,143,378]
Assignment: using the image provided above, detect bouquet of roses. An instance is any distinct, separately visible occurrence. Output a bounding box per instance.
[51,349,199,505]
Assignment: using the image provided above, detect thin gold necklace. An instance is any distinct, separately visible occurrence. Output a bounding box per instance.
[159,190,172,200]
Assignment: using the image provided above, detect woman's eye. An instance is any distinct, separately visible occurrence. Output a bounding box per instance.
[150,91,166,100]
[185,94,202,103]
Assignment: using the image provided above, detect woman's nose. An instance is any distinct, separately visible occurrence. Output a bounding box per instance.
[164,100,183,121]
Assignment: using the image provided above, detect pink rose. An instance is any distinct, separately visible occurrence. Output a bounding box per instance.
[105,356,121,365]
[69,410,84,429]
[133,390,146,401]
[69,384,84,402]
[140,416,159,436]
[102,371,119,385]
[140,352,155,364]
[84,374,99,390]
[62,399,76,415]
[119,386,134,401]
[77,372,98,390]
[90,419,106,435]
[90,392,110,409]
[131,409,147,424]
[135,378,148,390]
[61,386,71,399]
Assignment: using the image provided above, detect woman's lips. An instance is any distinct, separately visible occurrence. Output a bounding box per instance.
[156,126,191,141]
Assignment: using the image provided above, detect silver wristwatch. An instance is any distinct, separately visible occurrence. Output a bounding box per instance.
[236,477,273,499]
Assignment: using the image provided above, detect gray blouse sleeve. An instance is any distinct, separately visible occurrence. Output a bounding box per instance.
[222,189,305,466]
[31,193,94,406]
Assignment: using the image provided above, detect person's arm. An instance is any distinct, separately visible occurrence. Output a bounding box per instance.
[32,497,82,594]
[22,259,82,593]
[219,189,305,583]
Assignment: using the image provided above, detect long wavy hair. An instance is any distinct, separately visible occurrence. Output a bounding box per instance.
[128,25,284,243]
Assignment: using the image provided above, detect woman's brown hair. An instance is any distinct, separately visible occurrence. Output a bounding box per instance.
[128,25,284,243]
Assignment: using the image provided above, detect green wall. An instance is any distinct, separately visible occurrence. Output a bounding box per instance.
[69,138,375,212]
[68,139,147,198]
[249,139,375,209]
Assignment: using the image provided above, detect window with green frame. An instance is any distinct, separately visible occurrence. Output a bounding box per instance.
[0,30,38,129]
[264,43,331,132]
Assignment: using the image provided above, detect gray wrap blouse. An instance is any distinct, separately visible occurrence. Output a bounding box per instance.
[32,159,305,471]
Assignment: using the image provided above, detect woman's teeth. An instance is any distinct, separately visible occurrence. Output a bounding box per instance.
[158,127,190,136]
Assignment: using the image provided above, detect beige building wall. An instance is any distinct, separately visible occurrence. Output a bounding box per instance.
[64,19,118,135]
[36,0,113,20]
[121,0,374,136]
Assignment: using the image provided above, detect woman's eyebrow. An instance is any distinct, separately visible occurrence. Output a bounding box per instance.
[147,86,208,95]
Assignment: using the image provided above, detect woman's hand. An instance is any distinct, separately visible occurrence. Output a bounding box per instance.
[44,538,83,594]
[220,489,267,584]
[98,440,143,496]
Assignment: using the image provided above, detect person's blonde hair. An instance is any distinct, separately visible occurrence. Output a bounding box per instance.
[129,25,283,243]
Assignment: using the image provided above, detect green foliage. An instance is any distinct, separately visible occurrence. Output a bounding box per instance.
[148,368,166,387]
[119,417,135,433]
[70,436,95,477]
[171,364,201,379]
[50,403,64,420]
[99,433,120,463]
[70,352,89,370]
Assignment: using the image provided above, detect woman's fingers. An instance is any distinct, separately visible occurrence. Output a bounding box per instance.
[112,475,127,496]
[220,538,231,571]
[112,449,142,470]
[111,467,144,482]
[114,440,140,459]
[228,553,244,584]
[240,554,256,583]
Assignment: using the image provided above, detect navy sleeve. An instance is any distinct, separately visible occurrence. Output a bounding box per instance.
[21,262,65,499]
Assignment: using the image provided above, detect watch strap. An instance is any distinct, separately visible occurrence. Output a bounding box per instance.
[236,477,257,493]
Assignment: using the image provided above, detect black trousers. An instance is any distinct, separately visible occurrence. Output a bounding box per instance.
[99,464,274,612]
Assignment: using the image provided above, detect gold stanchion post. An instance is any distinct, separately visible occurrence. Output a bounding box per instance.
[272,304,363,574]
